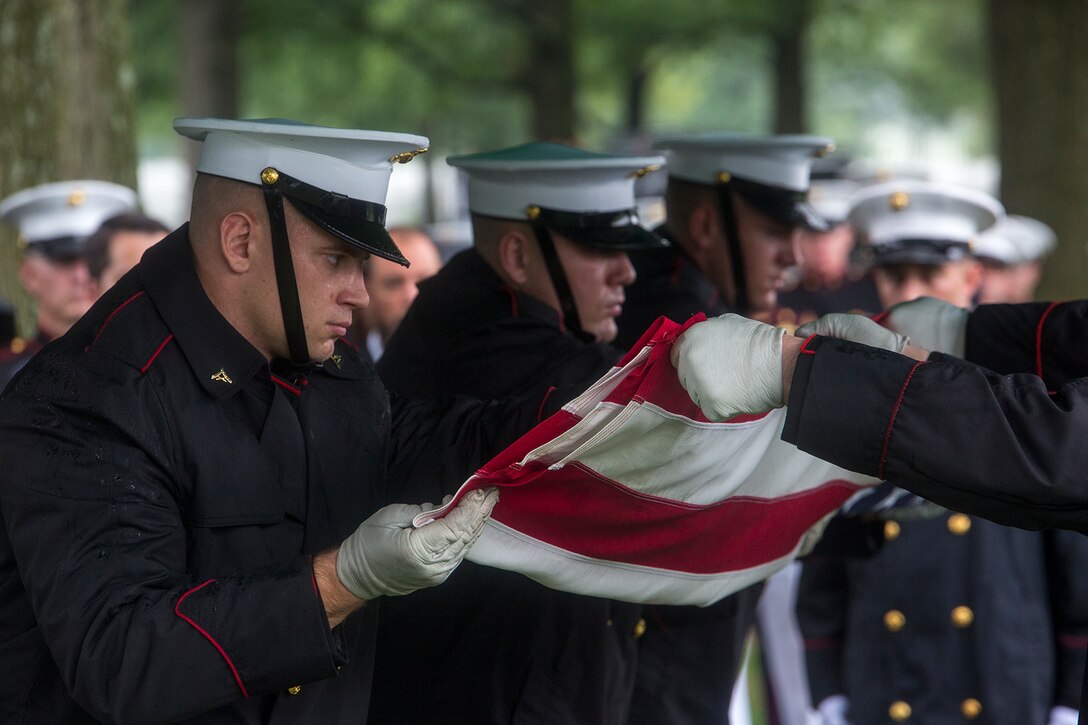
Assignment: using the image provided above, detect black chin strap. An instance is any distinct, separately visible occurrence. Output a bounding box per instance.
[529,220,593,342]
[715,180,750,315]
[261,174,311,366]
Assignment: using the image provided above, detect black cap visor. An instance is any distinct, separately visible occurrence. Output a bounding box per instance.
[729,176,830,233]
[540,208,668,251]
[276,172,408,267]
[871,238,974,267]
[26,236,86,263]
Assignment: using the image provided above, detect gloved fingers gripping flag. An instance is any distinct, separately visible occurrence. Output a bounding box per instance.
[415,315,879,607]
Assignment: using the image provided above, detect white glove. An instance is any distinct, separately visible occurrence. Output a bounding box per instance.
[1048,706,1079,725]
[796,313,909,353]
[884,296,969,357]
[335,488,499,600]
[815,694,851,725]
[670,313,786,421]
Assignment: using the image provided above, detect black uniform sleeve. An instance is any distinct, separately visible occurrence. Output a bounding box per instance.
[1045,530,1088,707]
[0,360,339,723]
[783,335,1088,533]
[964,301,1088,387]
[795,557,849,705]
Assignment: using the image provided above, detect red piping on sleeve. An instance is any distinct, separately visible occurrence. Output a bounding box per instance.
[803,636,842,651]
[92,291,146,348]
[537,385,557,422]
[502,286,519,318]
[870,310,890,326]
[175,579,250,698]
[800,333,819,355]
[140,334,174,373]
[879,360,928,479]
[271,374,302,396]
[1035,301,1061,380]
[1058,634,1088,648]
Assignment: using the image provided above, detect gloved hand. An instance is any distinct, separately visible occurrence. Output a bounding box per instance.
[1047,706,1079,725]
[815,694,851,725]
[670,313,786,421]
[335,487,499,601]
[796,313,909,353]
[883,296,969,357]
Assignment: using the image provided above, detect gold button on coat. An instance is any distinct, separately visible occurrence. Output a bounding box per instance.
[884,609,906,632]
[951,606,974,628]
[947,514,971,535]
[960,698,982,719]
[889,700,912,721]
[287,685,302,695]
[884,520,901,540]
[633,618,647,638]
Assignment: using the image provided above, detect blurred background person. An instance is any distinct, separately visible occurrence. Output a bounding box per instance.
[776,156,881,329]
[797,180,1088,725]
[84,211,169,297]
[975,214,1056,304]
[0,180,137,387]
[350,226,441,362]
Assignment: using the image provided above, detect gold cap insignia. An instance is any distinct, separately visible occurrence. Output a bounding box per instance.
[260,167,280,185]
[889,191,910,211]
[68,189,87,206]
[389,147,429,164]
[815,143,836,158]
[629,164,661,179]
[210,368,233,384]
[525,205,542,221]
[717,171,732,184]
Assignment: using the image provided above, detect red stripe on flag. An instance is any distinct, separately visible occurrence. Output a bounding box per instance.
[478,461,861,574]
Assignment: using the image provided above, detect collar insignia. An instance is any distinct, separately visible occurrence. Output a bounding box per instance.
[329,353,343,369]
[210,368,233,384]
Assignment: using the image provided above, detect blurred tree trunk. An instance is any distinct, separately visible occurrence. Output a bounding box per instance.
[0,0,138,337]
[179,0,239,170]
[770,0,810,134]
[522,0,576,142]
[624,65,649,136]
[988,0,1088,300]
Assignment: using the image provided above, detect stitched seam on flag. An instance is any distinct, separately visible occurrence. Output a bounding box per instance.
[636,399,771,429]
[516,404,625,468]
[1035,301,1061,380]
[879,360,928,479]
[551,404,642,468]
[480,519,803,580]
[562,347,652,415]
[561,460,864,509]
[175,579,250,698]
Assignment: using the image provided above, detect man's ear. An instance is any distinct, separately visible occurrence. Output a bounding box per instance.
[18,258,40,296]
[497,228,534,285]
[219,211,257,274]
[963,259,984,296]
[687,199,720,252]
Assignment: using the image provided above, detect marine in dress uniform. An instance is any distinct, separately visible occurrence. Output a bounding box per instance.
[0,180,137,387]
[614,134,833,724]
[370,142,666,724]
[797,182,1088,725]
[0,118,544,723]
[975,213,1057,304]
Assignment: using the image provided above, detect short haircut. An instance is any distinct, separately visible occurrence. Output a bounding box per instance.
[84,212,169,280]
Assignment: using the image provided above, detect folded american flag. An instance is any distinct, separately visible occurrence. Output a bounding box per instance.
[417,315,879,606]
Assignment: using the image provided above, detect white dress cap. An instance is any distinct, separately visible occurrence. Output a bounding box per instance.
[0,180,138,247]
[654,133,835,192]
[447,141,665,219]
[976,214,1056,265]
[174,117,429,206]
[848,180,1004,265]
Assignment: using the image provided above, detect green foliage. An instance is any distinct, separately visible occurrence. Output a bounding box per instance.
[128,0,992,157]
